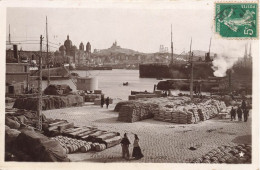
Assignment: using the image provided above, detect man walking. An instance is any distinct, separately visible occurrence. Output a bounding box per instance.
[101,96,104,108]
[237,106,243,121]
[120,133,130,160]
[243,109,249,122]
[230,107,236,121]
[105,97,110,109]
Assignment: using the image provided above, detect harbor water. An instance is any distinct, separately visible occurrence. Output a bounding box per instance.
[42,69,162,100]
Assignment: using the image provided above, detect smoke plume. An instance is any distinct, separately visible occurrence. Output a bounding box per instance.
[211,42,248,77]
[212,55,238,77]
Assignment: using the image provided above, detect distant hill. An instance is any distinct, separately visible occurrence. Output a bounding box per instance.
[93,43,142,56]
[93,42,217,59]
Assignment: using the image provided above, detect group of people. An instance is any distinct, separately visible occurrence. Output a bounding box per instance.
[120,133,144,160]
[230,100,249,122]
[101,96,110,108]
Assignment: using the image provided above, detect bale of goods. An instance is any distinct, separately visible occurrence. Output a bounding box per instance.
[102,135,122,148]
[135,94,157,99]
[94,90,102,94]
[5,128,21,151]
[44,84,72,95]
[5,117,20,129]
[85,131,106,141]
[13,95,83,111]
[67,128,92,138]
[95,132,119,143]
[84,94,101,102]
[129,95,136,100]
[58,122,74,132]
[191,144,251,164]
[77,130,98,139]
[15,130,69,162]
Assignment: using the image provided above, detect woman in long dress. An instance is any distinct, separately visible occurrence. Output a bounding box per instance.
[132,134,144,159]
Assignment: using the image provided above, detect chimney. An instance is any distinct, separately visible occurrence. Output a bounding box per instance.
[13,44,19,63]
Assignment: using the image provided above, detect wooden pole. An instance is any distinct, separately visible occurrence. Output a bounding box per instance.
[46,16,50,86]
[189,38,193,101]
[37,35,43,131]
[171,24,173,64]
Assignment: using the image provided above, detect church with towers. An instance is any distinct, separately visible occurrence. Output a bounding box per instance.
[57,35,92,66]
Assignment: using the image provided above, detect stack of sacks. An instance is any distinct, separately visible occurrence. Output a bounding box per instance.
[154,106,166,121]
[176,106,188,124]
[118,103,156,123]
[114,101,135,112]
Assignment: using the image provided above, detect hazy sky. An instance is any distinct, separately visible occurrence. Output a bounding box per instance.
[6,3,258,58]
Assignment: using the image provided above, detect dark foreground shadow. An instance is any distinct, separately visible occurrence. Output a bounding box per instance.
[82,156,141,163]
[232,135,252,145]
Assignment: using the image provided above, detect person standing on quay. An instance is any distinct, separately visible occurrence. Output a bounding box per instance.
[132,134,144,160]
[243,109,249,122]
[101,96,104,108]
[241,100,247,111]
[120,133,130,160]
[105,97,110,109]
[237,106,243,121]
[230,107,236,121]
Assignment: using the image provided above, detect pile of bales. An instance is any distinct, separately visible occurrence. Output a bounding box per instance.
[115,97,227,124]
[118,102,158,122]
[13,94,84,111]
[191,144,251,164]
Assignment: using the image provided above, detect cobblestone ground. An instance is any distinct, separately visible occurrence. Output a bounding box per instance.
[43,102,252,163]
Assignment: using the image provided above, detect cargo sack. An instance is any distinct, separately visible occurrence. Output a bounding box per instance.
[5,128,21,152]
[5,117,20,129]
[15,129,69,162]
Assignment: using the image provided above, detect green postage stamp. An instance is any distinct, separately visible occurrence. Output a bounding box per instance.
[215,3,258,38]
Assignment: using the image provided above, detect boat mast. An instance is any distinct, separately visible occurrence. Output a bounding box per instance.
[8,24,11,44]
[171,24,174,65]
[209,37,212,55]
[37,35,43,131]
[46,16,50,86]
[189,37,193,101]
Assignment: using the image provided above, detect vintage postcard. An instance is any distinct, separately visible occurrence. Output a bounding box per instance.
[0,0,259,170]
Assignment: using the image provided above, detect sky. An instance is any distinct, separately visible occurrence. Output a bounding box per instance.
[6,2,258,59]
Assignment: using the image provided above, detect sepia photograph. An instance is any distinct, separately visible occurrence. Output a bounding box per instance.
[1,0,259,169]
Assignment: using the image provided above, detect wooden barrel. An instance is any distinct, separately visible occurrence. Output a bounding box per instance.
[210,156,218,162]
[202,159,211,163]
[207,152,214,157]
[80,145,91,153]
[203,155,211,160]
[218,157,226,163]
[95,144,106,151]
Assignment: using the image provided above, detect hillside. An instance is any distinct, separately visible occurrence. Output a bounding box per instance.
[93,44,142,56]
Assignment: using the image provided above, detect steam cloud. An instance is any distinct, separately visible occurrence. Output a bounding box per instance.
[212,55,238,77]
[211,42,249,77]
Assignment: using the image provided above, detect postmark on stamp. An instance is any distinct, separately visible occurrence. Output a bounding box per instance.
[215,3,258,38]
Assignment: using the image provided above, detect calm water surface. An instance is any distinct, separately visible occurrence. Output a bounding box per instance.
[42,69,161,100]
